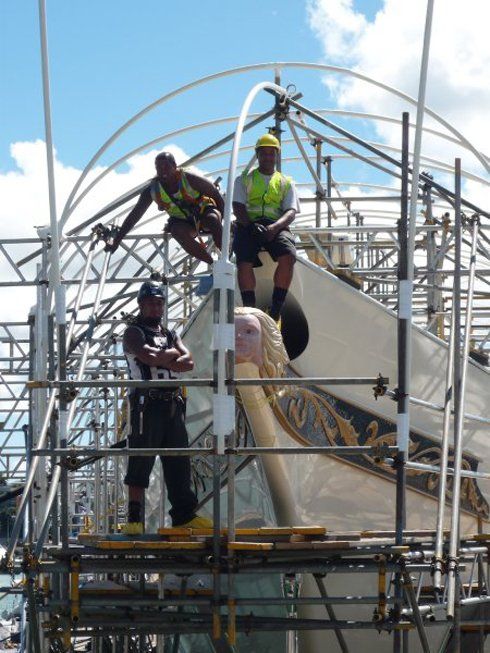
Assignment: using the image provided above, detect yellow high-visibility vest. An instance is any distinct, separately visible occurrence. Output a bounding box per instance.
[242,169,291,221]
[150,169,201,218]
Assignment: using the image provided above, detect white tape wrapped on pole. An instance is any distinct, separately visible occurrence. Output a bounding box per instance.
[212,259,235,290]
[55,285,67,325]
[213,394,235,454]
[398,280,413,320]
[397,412,410,454]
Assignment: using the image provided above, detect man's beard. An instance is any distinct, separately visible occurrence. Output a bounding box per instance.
[140,316,161,327]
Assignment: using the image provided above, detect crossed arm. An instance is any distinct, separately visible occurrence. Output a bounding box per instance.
[124,327,194,373]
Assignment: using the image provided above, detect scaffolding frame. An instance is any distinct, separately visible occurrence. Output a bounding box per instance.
[0,55,489,653]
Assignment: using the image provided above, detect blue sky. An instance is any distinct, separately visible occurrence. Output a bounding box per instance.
[0,0,487,325]
[1,0,488,243]
[1,0,383,173]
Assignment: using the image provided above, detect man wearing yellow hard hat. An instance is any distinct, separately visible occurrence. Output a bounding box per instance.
[232,133,299,321]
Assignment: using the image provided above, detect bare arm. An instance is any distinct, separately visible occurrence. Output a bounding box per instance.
[123,326,180,368]
[232,201,251,227]
[168,334,194,373]
[110,187,152,252]
[267,208,296,239]
[186,173,224,214]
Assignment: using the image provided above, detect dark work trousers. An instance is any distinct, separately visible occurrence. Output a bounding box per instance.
[124,396,198,526]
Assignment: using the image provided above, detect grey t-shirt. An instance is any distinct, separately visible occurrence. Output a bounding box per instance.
[233,170,300,214]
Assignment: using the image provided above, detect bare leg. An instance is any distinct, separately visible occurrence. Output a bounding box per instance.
[170,221,212,265]
[237,262,256,292]
[270,254,296,319]
[200,210,222,251]
[273,254,295,289]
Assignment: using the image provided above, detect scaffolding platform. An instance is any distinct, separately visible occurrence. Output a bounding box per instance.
[31,527,489,650]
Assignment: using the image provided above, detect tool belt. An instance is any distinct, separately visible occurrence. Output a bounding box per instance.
[144,388,181,401]
[131,387,181,403]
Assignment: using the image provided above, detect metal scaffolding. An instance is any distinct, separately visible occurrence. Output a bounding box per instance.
[1,58,490,653]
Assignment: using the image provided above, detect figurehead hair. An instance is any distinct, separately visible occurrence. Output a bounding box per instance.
[155,151,176,166]
[234,307,289,379]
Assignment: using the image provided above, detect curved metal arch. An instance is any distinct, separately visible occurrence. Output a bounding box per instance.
[59,61,490,235]
[64,112,267,224]
[68,108,487,225]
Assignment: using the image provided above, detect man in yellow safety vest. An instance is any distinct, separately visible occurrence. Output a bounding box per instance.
[232,134,299,321]
[108,152,223,265]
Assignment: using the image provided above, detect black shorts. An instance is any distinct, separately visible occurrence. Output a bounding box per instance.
[166,206,220,234]
[232,220,296,267]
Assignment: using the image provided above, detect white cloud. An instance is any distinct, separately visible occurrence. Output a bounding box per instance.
[0,140,195,321]
[307,0,490,183]
[0,141,194,240]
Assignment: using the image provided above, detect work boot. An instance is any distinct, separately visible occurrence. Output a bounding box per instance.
[121,522,144,536]
[175,515,213,529]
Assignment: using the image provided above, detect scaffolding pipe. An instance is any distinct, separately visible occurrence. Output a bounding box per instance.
[393,110,410,653]
[400,0,435,473]
[404,461,490,481]
[37,0,61,297]
[5,392,56,563]
[33,251,112,558]
[315,140,323,228]
[433,295,455,590]
[66,230,100,347]
[447,213,479,620]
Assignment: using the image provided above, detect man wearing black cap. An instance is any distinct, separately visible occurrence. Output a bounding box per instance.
[122,280,212,534]
[108,152,223,265]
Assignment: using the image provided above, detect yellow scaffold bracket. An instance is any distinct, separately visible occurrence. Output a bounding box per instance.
[227,599,237,646]
[26,380,50,389]
[373,554,387,623]
[70,556,80,624]
[213,608,221,640]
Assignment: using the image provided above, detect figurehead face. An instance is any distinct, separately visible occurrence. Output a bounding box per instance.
[234,307,289,378]
[235,312,263,367]
[155,152,177,183]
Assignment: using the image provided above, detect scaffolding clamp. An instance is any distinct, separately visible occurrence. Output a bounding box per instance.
[62,452,81,471]
[373,373,388,400]
[93,222,121,250]
[59,382,78,404]
[372,442,392,463]
[22,545,39,574]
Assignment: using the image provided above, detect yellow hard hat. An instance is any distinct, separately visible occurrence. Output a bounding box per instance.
[255,134,280,150]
